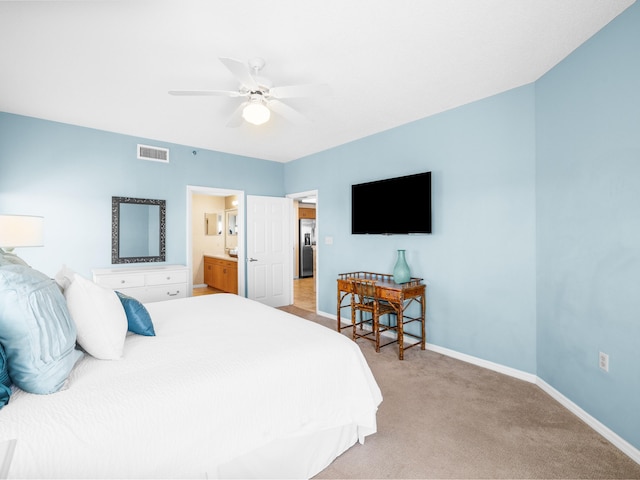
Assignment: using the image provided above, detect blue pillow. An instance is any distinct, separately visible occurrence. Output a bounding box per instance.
[0,265,83,394]
[0,343,10,387]
[116,291,155,336]
[0,343,11,408]
[0,250,29,267]
[0,385,9,409]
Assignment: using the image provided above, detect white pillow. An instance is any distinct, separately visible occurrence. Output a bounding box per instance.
[58,268,127,360]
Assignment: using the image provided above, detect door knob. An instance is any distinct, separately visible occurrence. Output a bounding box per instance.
[248,258,258,262]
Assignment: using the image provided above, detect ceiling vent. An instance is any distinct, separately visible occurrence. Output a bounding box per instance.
[137,144,169,163]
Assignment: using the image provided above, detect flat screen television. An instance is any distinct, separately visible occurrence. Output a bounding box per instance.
[351,171,432,235]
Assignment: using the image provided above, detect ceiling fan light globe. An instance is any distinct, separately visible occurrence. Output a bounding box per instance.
[242,103,270,125]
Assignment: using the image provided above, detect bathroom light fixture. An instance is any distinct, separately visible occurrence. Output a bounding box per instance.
[0,214,44,252]
[242,94,271,125]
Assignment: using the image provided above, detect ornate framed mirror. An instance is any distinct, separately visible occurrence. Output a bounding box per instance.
[112,196,166,264]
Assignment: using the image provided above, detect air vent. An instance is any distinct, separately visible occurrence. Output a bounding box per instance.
[137,144,169,163]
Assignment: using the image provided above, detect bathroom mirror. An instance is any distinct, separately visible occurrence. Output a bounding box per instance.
[205,212,222,236]
[226,210,238,236]
[112,196,166,264]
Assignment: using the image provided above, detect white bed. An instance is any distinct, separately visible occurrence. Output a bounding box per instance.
[0,293,382,479]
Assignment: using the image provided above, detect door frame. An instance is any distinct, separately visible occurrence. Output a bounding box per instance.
[186,185,245,297]
[286,189,319,311]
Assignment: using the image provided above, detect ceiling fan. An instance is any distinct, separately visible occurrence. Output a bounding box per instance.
[169,57,329,127]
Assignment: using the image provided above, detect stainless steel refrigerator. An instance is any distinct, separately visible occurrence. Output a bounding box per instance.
[299,219,316,278]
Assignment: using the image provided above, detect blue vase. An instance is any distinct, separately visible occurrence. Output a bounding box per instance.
[393,249,411,284]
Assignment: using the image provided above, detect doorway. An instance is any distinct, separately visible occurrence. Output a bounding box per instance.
[186,185,245,297]
[287,190,318,312]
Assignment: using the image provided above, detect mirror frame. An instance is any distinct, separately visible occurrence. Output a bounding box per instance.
[112,196,166,264]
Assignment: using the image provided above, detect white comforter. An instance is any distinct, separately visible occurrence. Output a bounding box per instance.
[0,294,382,479]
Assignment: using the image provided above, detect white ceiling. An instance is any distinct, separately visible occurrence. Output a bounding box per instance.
[0,0,634,163]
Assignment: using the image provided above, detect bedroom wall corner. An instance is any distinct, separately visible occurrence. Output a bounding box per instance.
[535,1,640,451]
[285,84,538,375]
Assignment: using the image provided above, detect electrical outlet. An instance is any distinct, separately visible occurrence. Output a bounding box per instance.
[599,352,609,372]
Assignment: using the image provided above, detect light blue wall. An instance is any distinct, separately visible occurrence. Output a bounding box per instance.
[536,2,640,449]
[284,1,640,451]
[0,113,284,278]
[285,85,538,374]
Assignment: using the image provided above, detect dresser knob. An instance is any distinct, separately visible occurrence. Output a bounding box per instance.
[121,280,125,284]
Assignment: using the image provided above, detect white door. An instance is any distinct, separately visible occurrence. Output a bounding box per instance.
[246,195,292,307]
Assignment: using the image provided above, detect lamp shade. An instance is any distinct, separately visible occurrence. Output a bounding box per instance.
[242,102,271,125]
[0,215,44,249]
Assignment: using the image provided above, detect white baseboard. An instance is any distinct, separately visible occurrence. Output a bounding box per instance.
[424,343,538,384]
[536,378,640,465]
[317,309,640,465]
[193,283,207,289]
[324,309,535,383]
[319,311,340,325]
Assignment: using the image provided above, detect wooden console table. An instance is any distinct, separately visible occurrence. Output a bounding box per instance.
[337,272,426,360]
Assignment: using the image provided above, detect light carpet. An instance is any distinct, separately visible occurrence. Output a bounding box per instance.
[279,305,640,480]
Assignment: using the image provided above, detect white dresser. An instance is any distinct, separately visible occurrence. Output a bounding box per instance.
[92,265,189,303]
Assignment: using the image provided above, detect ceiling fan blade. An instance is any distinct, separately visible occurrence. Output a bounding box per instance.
[219,57,259,91]
[269,83,330,99]
[169,90,245,97]
[267,99,310,124]
[226,102,247,128]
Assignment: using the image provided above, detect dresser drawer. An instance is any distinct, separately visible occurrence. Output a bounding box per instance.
[94,274,146,289]
[145,270,188,286]
[136,285,187,303]
[93,265,189,303]
[147,284,186,301]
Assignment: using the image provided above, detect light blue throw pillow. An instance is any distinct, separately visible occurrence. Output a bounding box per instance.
[116,291,156,336]
[0,250,29,267]
[0,265,83,394]
[0,343,10,387]
[0,343,11,408]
